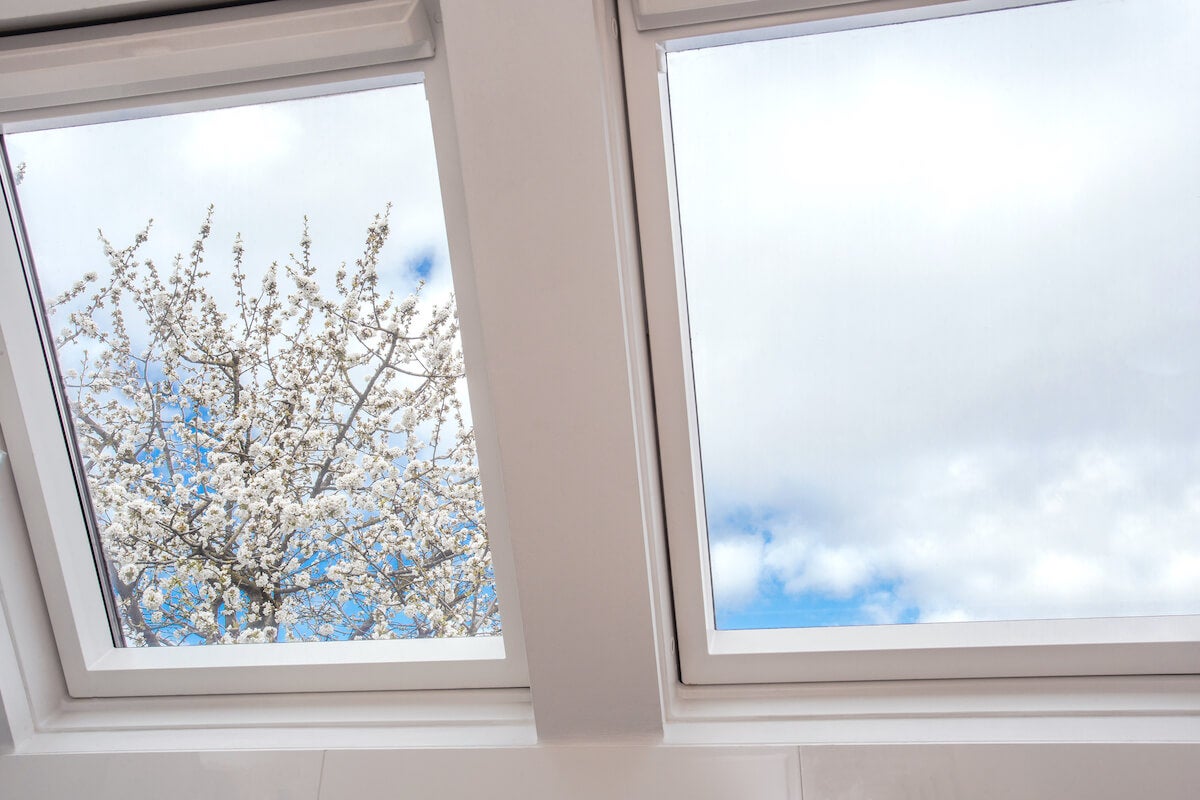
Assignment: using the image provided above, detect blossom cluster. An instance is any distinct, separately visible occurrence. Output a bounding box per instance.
[50,207,498,645]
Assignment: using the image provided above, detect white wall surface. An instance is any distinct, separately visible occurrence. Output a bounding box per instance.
[797,744,1200,800]
[5,744,1200,799]
[0,747,798,799]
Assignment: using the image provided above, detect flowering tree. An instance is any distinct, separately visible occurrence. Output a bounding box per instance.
[49,208,498,645]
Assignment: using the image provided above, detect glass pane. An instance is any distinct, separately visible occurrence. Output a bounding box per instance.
[7,85,501,645]
[667,0,1200,629]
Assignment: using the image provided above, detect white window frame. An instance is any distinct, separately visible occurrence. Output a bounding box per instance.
[0,0,1194,756]
[0,0,530,698]
[618,0,1200,686]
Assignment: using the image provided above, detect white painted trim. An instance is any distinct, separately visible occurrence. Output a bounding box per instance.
[0,67,427,135]
[665,675,1200,744]
[649,0,1068,48]
[0,0,433,117]
[25,687,537,753]
[421,0,534,708]
[0,2,242,34]
[690,618,1200,684]
[630,0,1064,30]
[634,0,882,30]
[0,445,36,753]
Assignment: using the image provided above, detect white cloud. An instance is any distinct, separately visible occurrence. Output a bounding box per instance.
[709,535,765,609]
[181,103,299,170]
[728,443,1200,623]
[771,543,872,599]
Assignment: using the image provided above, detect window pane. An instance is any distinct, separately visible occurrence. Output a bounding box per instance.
[7,85,501,645]
[667,0,1200,629]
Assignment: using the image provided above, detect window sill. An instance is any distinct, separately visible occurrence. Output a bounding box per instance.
[13,688,536,754]
[663,675,1200,745]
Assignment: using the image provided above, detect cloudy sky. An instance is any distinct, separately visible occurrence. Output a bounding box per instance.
[668,0,1200,627]
[9,83,456,309]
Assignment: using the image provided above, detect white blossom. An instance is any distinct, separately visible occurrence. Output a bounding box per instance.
[141,586,164,610]
[49,208,499,645]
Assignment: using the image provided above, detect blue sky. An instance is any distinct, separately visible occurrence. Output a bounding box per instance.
[671,0,1200,628]
[718,589,920,631]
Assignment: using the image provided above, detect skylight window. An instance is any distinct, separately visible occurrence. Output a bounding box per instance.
[666,0,1200,631]
[6,84,501,647]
